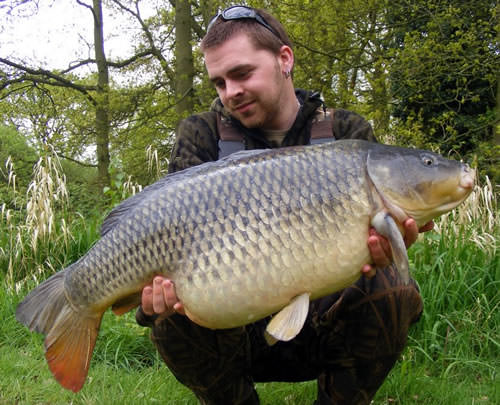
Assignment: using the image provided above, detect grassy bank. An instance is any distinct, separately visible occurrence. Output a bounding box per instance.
[0,160,498,403]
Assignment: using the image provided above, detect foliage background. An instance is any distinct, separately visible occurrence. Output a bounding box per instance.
[1,0,498,197]
[0,0,499,403]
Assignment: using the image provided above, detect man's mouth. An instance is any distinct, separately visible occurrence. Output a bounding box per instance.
[233,101,254,114]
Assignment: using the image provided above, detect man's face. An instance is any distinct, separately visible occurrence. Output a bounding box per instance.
[204,33,289,130]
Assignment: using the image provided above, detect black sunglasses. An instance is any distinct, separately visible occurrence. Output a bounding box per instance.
[207,5,280,39]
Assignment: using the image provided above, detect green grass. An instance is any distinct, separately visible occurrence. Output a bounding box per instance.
[1,169,498,403]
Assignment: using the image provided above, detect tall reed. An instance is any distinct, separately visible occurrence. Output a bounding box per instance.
[407,175,498,378]
[435,175,498,252]
[1,148,74,289]
[1,147,150,289]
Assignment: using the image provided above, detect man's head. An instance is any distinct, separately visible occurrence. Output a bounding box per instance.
[201,6,293,62]
[201,6,298,131]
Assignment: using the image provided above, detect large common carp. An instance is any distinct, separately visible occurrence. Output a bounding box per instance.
[16,140,475,392]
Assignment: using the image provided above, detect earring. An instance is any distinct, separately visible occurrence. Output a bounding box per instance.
[283,70,291,79]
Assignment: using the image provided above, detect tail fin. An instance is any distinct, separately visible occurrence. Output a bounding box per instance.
[16,270,103,392]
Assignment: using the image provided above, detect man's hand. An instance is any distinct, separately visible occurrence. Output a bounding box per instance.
[141,276,185,317]
[362,218,434,279]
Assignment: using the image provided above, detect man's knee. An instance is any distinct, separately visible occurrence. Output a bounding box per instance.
[320,265,423,359]
[150,314,258,404]
[361,265,423,354]
[314,266,423,404]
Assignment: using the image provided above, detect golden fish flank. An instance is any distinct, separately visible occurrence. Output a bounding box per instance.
[16,139,475,392]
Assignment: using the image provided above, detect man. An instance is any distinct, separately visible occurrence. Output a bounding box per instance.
[136,6,431,404]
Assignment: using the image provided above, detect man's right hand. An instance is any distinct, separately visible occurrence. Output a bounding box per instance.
[141,276,185,317]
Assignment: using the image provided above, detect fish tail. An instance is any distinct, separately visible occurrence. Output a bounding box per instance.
[16,269,103,392]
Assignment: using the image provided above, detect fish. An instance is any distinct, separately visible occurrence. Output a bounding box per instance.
[16,139,475,392]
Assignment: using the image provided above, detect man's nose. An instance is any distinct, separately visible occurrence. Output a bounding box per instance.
[225,80,244,99]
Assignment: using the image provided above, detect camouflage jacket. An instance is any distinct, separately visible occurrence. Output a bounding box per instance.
[168,89,376,174]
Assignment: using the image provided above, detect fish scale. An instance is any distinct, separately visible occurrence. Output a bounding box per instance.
[16,139,475,392]
[178,150,365,325]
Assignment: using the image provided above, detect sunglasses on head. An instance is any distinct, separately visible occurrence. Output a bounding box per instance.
[207,5,280,39]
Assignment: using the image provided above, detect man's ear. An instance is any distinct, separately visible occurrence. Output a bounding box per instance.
[278,45,294,73]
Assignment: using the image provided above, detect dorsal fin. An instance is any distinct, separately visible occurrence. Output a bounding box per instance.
[100,149,272,236]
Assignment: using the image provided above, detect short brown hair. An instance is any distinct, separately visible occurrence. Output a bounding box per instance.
[200,8,293,56]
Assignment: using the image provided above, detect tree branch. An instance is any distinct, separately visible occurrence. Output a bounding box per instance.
[0,0,38,15]
[0,58,95,91]
[0,58,99,107]
[59,153,97,168]
[60,59,97,74]
[76,0,97,24]
[107,49,154,68]
[109,0,174,78]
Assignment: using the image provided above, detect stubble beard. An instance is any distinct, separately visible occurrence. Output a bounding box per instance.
[239,64,286,130]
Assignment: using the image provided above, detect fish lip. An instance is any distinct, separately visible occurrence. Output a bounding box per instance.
[459,167,476,190]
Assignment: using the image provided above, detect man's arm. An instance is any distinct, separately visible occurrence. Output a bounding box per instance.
[167,112,219,174]
[331,109,377,142]
[330,108,433,277]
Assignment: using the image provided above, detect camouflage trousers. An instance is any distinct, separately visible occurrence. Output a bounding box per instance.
[137,265,423,405]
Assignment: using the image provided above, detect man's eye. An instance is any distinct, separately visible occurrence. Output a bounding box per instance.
[237,70,250,78]
[214,80,225,89]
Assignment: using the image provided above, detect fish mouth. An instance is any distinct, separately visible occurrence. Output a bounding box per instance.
[409,166,476,223]
[447,165,476,209]
[459,165,476,191]
[378,165,476,227]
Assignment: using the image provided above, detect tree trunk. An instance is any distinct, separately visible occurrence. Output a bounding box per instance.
[495,1,500,146]
[175,0,194,118]
[370,58,390,138]
[92,0,111,190]
[496,68,500,146]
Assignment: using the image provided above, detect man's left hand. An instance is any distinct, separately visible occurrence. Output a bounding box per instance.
[362,219,434,278]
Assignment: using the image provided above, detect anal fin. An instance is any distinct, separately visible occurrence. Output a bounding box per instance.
[265,292,310,345]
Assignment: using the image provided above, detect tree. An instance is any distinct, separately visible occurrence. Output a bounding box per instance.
[1,0,197,189]
[1,0,116,189]
[174,0,194,118]
[3,0,497,187]
[387,0,498,168]
[89,0,112,188]
[105,0,215,183]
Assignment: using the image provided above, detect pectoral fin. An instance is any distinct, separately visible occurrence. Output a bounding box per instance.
[371,212,410,285]
[264,292,310,345]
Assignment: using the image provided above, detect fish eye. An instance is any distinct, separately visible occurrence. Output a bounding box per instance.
[421,153,436,167]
